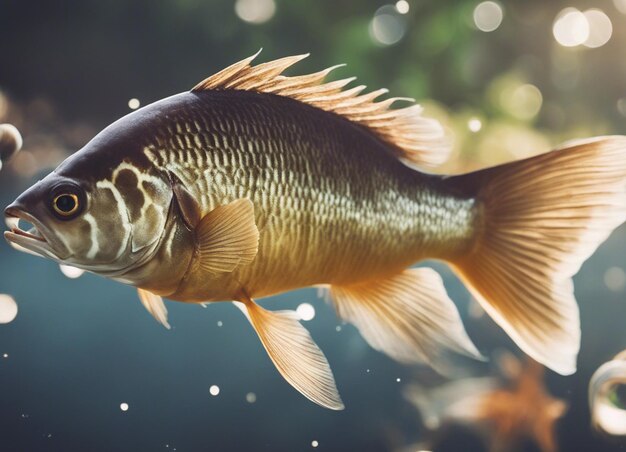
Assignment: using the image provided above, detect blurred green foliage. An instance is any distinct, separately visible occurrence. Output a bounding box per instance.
[1,0,625,173]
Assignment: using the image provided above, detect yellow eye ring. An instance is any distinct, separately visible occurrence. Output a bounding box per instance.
[53,193,79,217]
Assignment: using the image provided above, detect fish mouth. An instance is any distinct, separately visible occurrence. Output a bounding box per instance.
[4,207,64,259]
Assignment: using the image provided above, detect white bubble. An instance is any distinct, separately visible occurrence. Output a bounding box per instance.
[396,378,401,383]
[553,8,589,47]
[369,6,407,46]
[395,0,409,14]
[246,392,257,403]
[59,264,85,279]
[473,1,503,32]
[217,320,223,327]
[296,303,315,321]
[235,0,276,24]
[120,403,129,411]
[0,294,18,324]
[311,440,319,448]
[468,118,482,132]
[210,385,220,396]
[605,267,626,292]
[583,9,612,48]
[3,353,8,358]
[335,325,342,332]
[590,358,626,435]
[127,98,140,110]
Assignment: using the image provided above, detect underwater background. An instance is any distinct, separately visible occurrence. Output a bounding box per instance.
[2,1,626,450]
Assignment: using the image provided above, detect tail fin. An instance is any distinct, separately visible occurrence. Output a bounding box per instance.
[449,136,626,375]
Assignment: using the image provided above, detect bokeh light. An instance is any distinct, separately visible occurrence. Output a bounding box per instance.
[59,264,85,279]
[120,403,129,411]
[583,9,612,48]
[369,5,407,46]
[468,117,482,132]
[235,0,276,24]
[127,98,140,110]
[553,8,589,47]
[473,1,504,32]
[311,440,319,448]
[395,0,409,14]
[209,385,220,396]
[0,294,18,324]
[296,303,315,321]
[246,392,257,403]
[496,82,543,121]
[617,98,626,117]
[604,267,626,292]
[614,0,626,14]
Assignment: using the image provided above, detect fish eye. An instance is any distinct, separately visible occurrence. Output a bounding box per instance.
[49,184,85,220]
[53,194,79,215]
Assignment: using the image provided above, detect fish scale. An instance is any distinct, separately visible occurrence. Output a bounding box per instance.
[135,90,478,297]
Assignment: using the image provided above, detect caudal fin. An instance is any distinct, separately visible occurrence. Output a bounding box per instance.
[449,136,626,375]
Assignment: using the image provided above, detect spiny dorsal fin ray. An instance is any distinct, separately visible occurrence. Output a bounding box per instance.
[191,52,451,171]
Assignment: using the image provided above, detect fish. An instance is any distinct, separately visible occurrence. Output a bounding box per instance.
[4,52,626,410]
[405,355,567,452]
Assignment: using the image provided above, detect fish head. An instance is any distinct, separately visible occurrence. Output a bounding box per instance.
[4,162,173,276]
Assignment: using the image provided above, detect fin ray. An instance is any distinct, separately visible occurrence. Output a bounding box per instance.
[450,136,626,375]
[191,52,450,171]
[329,268,482,372]
[137,288,170,329]
[235,299,344,410]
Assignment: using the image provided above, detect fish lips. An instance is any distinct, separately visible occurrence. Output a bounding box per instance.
[4,204,69,261]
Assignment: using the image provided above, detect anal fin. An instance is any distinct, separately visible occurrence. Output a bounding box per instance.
[235,297,344,410]
[329,268,482,372]
[137,288,171,330]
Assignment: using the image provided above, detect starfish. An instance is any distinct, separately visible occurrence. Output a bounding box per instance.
[471,359,567,452]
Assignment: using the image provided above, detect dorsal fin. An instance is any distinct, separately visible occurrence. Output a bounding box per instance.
[191,52,451,171]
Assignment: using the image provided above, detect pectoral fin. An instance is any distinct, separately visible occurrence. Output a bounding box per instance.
[196,199,260,275]
[329,268,483,373]
[234,297,344,410]
[137,288,170,330]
